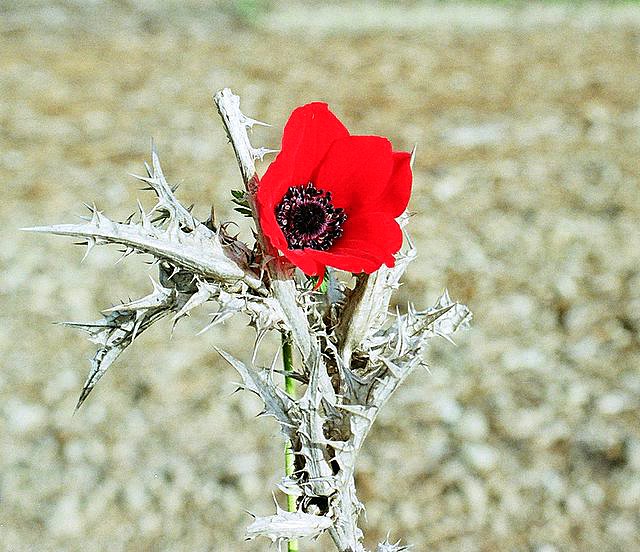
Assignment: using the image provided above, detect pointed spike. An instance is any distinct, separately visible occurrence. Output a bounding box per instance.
[196,321,215,336]
[167,265,180,280]
[240,114,271,128]
[129,172,155,185]
[435,330,457,346]
[271,491,282,512]
[81,237,96,263]
[114,246,134,265]
[148,273,164,293]
[423,303,456,326]
[252,147,279,161]
[269,349,281,374]
[151,141,164,180]
[251,329,267,366]
[74,387,92,412]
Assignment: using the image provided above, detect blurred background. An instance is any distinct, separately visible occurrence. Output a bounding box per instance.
[2,1,639,550]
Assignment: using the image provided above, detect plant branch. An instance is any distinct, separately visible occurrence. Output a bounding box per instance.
[282,331,299,552]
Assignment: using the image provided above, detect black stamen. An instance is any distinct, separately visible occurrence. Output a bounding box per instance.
[275,182,347,250]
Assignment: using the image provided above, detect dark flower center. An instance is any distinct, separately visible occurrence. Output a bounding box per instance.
[275,182,347,250]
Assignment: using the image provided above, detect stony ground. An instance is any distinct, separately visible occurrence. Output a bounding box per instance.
[2,2,639,551]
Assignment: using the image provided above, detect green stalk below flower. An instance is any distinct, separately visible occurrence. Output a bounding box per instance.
[282,332,299,552]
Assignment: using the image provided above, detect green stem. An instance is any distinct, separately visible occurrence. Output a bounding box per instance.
[282,332,299,552]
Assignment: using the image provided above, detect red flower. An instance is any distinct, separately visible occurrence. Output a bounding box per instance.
[256,102,412,278]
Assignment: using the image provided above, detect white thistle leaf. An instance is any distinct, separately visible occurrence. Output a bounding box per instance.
[215,347,295,434]
[67,286,178,410]
[277,476,304,497]
[245,511,332,542]
[171,280,216,325]
[131,144,199,232]
[24,217,252,288]
[428,289,473,337]
[102,276,173,314]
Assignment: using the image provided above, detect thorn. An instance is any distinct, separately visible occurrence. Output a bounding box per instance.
[81,237,96,263]
[114,246,134,265]
[252,330,267,365]
[167,265,180,280]
[148,273,167,294]
[252,147,279,161]
[230,385,245,396]
[271,491,281,512]
[89,204,102,226]
[74,393,88,413]
[269,349,281,375]
[129,172,154,185]
[240,114,271,128]
[435,330,457,346]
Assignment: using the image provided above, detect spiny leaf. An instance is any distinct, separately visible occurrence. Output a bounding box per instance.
[215,347,295,434]
[245,511,332,542]
[70,285,178,411]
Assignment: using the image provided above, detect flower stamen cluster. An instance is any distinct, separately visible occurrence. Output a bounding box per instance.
[275,182,347,251]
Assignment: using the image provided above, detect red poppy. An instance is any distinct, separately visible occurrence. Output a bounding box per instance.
[256,102,412,279]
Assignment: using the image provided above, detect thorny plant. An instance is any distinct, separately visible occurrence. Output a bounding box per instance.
[26,89,472,552]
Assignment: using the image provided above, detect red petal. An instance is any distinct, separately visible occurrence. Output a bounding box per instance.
[307,244,384,274]
[257,198,288,252]
[312,136,393,212]
[376,151,412,217]
[338,212,403,257]
[257,103,349,211]
[282,103,349,183]
[283,248,323,276]
[306,211,403,274]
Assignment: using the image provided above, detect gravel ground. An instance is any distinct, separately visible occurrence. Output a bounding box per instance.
[2,2,639,551]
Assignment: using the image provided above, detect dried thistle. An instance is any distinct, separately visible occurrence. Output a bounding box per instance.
[25,88,471,551]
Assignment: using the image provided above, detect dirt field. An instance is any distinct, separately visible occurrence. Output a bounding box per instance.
[2,2,639,550]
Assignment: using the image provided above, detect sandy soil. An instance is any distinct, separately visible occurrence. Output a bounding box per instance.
[1,2,639,550]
